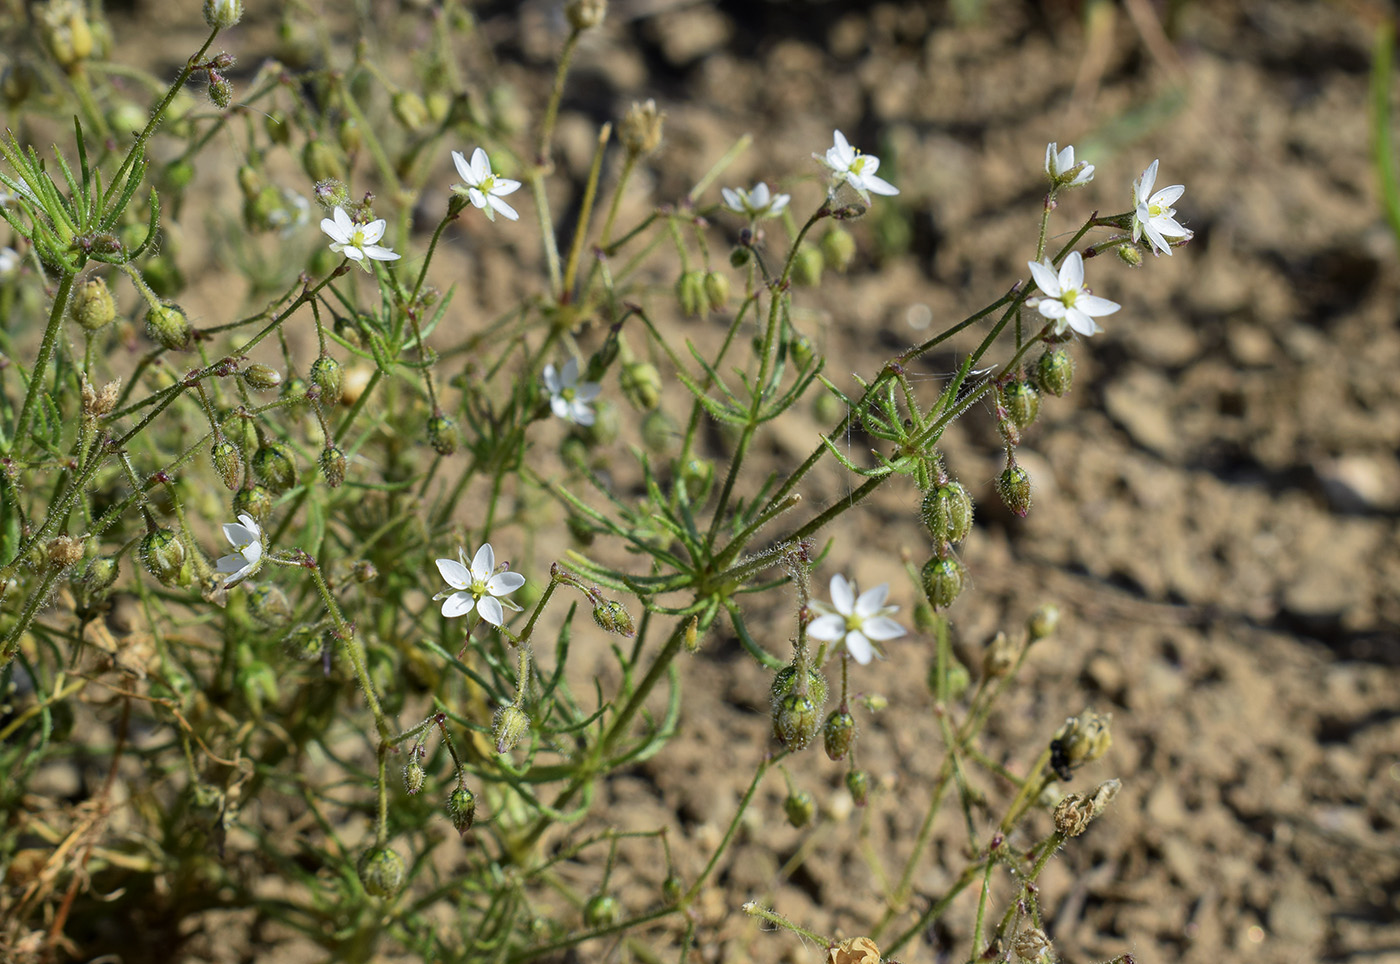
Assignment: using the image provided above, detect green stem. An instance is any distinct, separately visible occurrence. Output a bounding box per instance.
[12,271,76,451]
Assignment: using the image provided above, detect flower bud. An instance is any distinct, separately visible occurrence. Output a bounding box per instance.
[357,846,405,898]
[403,759,425,795]
[920,556,965,610]
[391,90,430,132]
[619,98,663,156]
[448,785,477,836]
[203,0,243,29]
[662,874,683,904]
[139,528,190,587]
[314,178,350,212]
[845,769,870,807]
[319,445,347,487]
[352,560,378,583]
[1027,603,1059,642]
[145,303,193,351]
[772,692,820,750]
[820,226,857,272]
[1035,348,1074,397]
[337,116,362,155]
[253,442,298,493]
[233,483,275,521]
[591,599,636,637]
[996,464,1032,517]
[302,139,345,183]
[729,246,751,268]
[308,355,343,404]
[620,362,662,410]
[264,109,291,145]
[78,555,119,595]
[703,271,730,312]
[919,481,973,545]
[675,270,705,317]
[679,457,714,502]
[823,708,856,761]
[981,630,1021,679]
[247,584,293,627]
[71,278,116,331]
[1116,242,1143,268]
[784,789,815,828]
[208,71,234,110]
[492,703,530,754]
[427,414,459,456]
[242,363,283,390]
[1002,379,1041,430]
[792,244,823,287]
[211,439,243,490]
[583,892,620,928]
[640,408,679,455]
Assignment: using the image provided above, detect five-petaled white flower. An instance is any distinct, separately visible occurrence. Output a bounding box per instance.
[1045,142,1094,188]
[320,206,401,267]
[806,574,907,665]
[1027,251,1120,337]
[216,513,263,586]
[1131,159,1192,256]
[814,130,899,204]
[721,182,791,220]
[434,543,526,625]
[452,147,522,222]
[543,357,602,427]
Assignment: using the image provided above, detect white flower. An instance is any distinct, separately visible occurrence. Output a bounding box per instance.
[806,574,907,665]
[543,357,602,427]
[267,188,311,238]
[451,147,522,222]
[814,130,899,204]
[1027,251,1120,337]
[1045,142,1093,187]
[0,247,19,277]
[319,206,402,267]
[1131,159,1192,256]
[434,543,526,626]
[215,513,263,586]
[721,182,791,220]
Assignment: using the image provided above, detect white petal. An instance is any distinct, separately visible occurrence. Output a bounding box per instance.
[1136,160,1159,204]
[1151,184,1185,208]
[1037,300,1068,320]
[320,216,348,244]
[1066,308,1102,337]
[215,552,246,575]
[550,396,571,419]
[363,245,401,261]
[570,402,595,426]
[862,615,906,642]
[829,574,855,615]
[471,543,496,580]
[543,363,561,395]
[342,246,366,261]
[470,147,490,183]
[1059,251,1085,292]
[451,149,473,183]
[436,557,472,589]
[807,613,847,641]
[844,631,874,665]
[360,219,387,244]
[1027,259,1062,297]
[493,177,521,197]
[441,591,476,618]
[575,381,602,402]
[333,206,354,235]
[1154,214,1191,240]
[770,193,791,214]
[476,595,505,626]
[721,187,743,212]
[1044,142,1057,174]
[561,357,580,386]
[241,541,263,566]
[487,571,525,595]
[854,582,890,618]
[1145,222,1172,256]
[1077,294,1121,317]
[467,187,487,210]
[487,194,519,221]
[223,520,256,546]
[861,173,899,196]
[751,183,770,207]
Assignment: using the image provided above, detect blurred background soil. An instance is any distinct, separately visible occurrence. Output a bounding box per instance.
[87,0,1400,961]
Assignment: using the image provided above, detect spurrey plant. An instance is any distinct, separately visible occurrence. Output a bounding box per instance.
[0,1,1189,961]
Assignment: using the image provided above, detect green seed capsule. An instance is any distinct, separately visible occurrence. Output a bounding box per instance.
[921,556,966,609]
[242,363,283,390]
[319,445,346,488]
[583,893,620,928]
[820,226,857,272]
[792,244,823,287]
[772,692,820,750]
[310,355,343,404]
[703,271,730,312]
[492,704,530,754]
[1003,379,1041,430]
[919,481,973,545]
[211,439,243,490]
[253,442,298,493]
[620,361,662,410]
[145,303,193,351]
[71,278,116,331]
[1036,348,1074,397]
[675,270,705,317]
[302,139,345,182]
[357,846,405,898]
[403,760,425,795]
[823,709,856,761]
[784,789,815,828]
[427,414,459,456]
[139,528,190,587]
[997,465,1032,517]
[845,769,870,807]
[233,483,274,522]
[770,663,829,708]
[448,785,477,836]
[591,599,636,637]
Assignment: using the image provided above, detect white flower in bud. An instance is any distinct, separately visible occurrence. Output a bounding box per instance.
[203,0,242,29]
[215,513,263,586]
[721,182,790,220]
[1044,141,1093,187]
[807,574,906,664]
